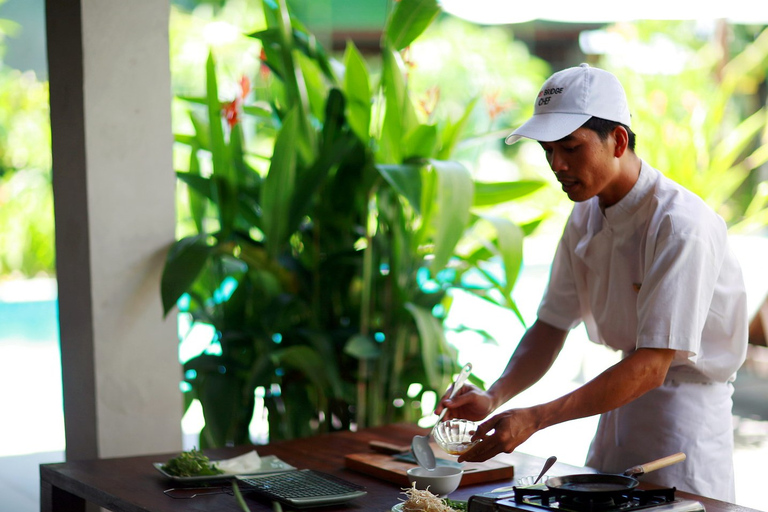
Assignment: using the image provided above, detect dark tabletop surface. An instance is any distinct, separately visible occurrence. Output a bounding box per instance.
[40,423,760,512]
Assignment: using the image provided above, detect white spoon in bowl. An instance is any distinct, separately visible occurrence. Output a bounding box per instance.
[411,363,473,470]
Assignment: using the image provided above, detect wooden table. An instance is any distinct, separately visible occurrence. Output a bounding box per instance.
[40,423,757,512]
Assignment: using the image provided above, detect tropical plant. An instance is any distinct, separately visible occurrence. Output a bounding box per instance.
[0,67,54,278]
[601,21,768,234]
[161,0,546,447]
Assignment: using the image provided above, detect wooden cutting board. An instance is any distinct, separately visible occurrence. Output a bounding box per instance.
[344,441,514,487]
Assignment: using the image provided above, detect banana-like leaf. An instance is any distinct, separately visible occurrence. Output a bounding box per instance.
[258,0,316,157]
[250,5,336,84]
[710,107,767,173]
[296,50,328,126]
[377,163,422,214]
[261,107,299,256]
[377,48,419,163]
[477,215,524,298]
[428,159,474,272]
[744,181,768,218]
[405,302,447,391]
[344,333,381,360]
[437,98,477,160]
[473,180,546,207]
[721,27,768,98]
[205,52,230,183]
[274,345,345,399]
[195,366,248,447]
[289,89,360,230]
[161,234,214,316]
[343,42,372,143]
[384,0,441,51]
[404,124,439,159]
[185,145,206,234]
[707,108,768,206]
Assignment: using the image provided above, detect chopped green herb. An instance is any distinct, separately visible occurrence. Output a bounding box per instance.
[161,448,224,477]
[443,498,468,511]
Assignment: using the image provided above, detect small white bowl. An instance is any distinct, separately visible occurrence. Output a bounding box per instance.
[406,466,463,496]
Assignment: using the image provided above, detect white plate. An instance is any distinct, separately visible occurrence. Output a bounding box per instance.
[391,503,405,512]
[153,455,295,483]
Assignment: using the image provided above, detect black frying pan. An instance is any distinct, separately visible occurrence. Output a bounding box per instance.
[545,452,686,498]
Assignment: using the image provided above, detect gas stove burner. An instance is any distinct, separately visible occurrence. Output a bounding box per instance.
[467,486,706,512]
[515,486,679,511]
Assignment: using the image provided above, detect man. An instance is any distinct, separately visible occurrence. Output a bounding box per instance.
[438,64,748,501]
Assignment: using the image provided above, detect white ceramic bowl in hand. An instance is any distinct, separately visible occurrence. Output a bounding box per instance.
[406,466,463,496]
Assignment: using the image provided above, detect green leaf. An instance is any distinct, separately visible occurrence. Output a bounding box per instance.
[404,302,447,391]
[261,107,299,256]
[377,48,419,163]
[185,148,207,234]
[161,235,214,316]
[437,98,477,160]
[384,0,441,51]
[473,180,546,207]
[404,124,438,159]
[344,334,381,360]
[205,51,230,183]
[296,50,328,125]
[343,42,372,142]
[275,345,345,398]
[480,214,524,298]
[249,10,337,84]
[427,159,474,272]
[196,366,245,447]
[711,107,767,173]
[377,163,423,214]
[288,89,360,230]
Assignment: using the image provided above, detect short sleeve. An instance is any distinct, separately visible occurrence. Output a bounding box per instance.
[537,229,583,332]
[635,219,724,359]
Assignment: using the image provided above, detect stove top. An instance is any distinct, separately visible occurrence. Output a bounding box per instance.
[467,486,705,512]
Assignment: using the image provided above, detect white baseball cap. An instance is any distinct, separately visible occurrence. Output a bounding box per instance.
[505,63,631,144]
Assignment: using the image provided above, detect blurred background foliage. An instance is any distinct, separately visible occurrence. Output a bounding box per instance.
[0,1,766,444]
[0,0,52,278]
[1,1,766,278]
[161,0,551,445]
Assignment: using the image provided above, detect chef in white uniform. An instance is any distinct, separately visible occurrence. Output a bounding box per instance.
[437,64,748,501]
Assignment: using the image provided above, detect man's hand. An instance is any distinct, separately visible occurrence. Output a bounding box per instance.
[454,347,675,463]
[457,407,540,462]
[434,383,495,422]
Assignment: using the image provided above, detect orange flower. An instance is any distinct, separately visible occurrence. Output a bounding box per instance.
[484,90,513,121]
[401,46,416,79]
[222,75,250,128]
[419,86,440,117]
[223,99,239,128]
[239,75,251,99]
[259,48,270,81]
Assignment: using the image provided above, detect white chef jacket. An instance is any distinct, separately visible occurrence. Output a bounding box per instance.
[536,160,748,501]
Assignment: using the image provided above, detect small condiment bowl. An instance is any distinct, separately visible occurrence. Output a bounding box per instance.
[406,466,463,496]
[433,418,479,456]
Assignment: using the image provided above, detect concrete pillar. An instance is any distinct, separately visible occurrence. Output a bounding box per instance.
[46,0,182,459]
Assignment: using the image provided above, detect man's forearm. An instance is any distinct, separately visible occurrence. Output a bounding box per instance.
[487,320,569,410]
[530,347,675,431]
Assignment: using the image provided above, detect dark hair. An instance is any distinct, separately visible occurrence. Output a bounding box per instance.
[582,117,636,151]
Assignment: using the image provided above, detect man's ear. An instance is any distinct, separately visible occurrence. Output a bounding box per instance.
[612,125,629,157]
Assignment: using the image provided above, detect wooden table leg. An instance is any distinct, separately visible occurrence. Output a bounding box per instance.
[41,479,87,512]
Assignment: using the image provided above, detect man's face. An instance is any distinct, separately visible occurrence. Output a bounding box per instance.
[538,127,626,207]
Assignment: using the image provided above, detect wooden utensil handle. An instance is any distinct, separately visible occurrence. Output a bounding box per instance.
[369,440,409,455]
[626,452,686,476]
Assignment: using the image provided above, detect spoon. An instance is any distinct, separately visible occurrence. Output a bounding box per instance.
[411,363,473,470]
[534,455,557,484]
[491,455,557,492]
